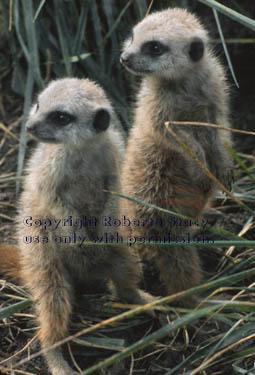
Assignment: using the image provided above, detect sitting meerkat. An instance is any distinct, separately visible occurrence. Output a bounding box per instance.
[0,78,154,375]
[119,7,233,305]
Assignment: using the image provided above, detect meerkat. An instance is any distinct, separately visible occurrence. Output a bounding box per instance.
[119,8,233,305]
[0,78,155,375]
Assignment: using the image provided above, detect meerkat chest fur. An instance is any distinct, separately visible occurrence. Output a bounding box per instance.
[136,67,220,127]
[22,139,116,219]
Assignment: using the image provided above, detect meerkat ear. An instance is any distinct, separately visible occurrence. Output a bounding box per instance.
[189,37,204,62]
[93,108,110,132]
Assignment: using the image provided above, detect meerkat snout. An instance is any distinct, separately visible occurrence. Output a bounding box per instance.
[25,108,77,143]
[120,53,130,65]
[25,121,37,133]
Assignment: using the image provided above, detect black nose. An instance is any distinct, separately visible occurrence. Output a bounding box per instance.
[120,53,130,65]
[26,122,37,133]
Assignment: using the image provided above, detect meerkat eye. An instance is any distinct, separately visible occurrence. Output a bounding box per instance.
[141,41,167,56]
[47,111,75,126]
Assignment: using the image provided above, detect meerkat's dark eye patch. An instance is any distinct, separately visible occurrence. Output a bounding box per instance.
[189,37,204,62]
[47,111,75,126]
[93,109,110,132]
[141,41,168,57]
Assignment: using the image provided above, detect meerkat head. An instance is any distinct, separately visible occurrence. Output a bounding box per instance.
[120,8,209,80]
[26,78,113,147]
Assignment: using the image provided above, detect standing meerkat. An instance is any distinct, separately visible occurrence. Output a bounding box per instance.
[0,78,154,375]
[119,8,233,305]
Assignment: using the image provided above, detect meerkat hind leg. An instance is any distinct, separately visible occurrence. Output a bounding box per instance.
[154,245,202,307]
[25,259,75,375]
[44,347,78,375]
[108,248,156,315]
[39,284,75,375]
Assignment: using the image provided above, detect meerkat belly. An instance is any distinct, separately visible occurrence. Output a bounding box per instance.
[123,138,208,231]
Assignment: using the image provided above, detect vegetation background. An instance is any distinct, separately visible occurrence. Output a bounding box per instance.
[0,1,255,374]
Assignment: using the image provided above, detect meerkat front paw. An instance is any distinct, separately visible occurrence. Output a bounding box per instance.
[134,290,159,317]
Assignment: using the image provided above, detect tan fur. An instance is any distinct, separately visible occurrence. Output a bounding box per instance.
[0,244,21,282]
[0,78,154,375]
[120,8,233,305]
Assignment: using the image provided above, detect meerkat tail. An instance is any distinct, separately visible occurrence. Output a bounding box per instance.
[0,244,21,282]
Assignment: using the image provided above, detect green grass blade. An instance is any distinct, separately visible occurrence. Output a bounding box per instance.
[110,191,249,241]
[54,0,72,76]
[204,315,253,362]
[73,1,91,55]
[16,66,34,195]
[33,0,46,22]
[219,255,255,278]
[91,1,104,68]
[82,303,251,375]
[197,0,255,31]
[134,0,148,19]
[102,0,132,49]
[75,335,126,351]
[13,0,30,62]
[21,0,44,89]
[213,9,239,88]
[228,0,251,17]
[225,144,255,184]
[12,268,255,370]
[103,0,118,69]
[69,52,92,63]
[166,323,255,374]
[0,299,32,320]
